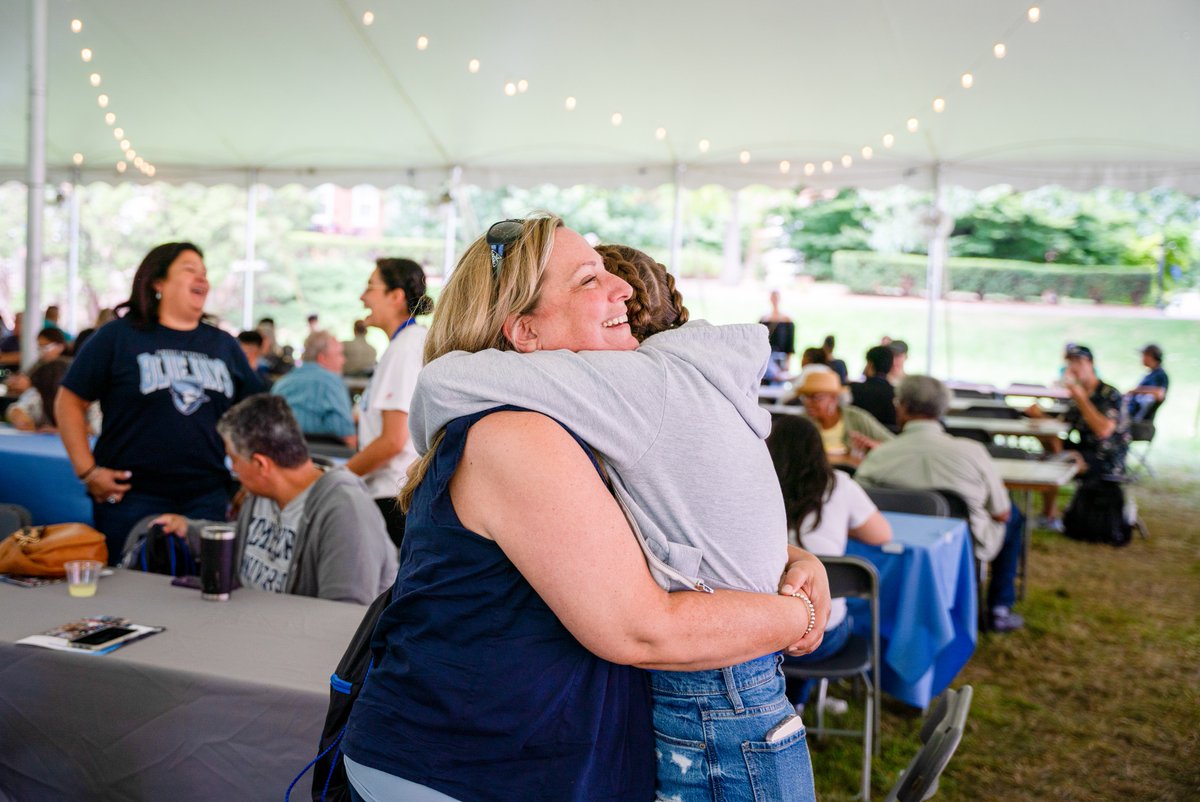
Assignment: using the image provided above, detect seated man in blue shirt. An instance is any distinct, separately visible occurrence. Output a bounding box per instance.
[271,330,357,449]
[1127,343,1168,422]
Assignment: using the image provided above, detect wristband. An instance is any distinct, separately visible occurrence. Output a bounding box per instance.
[78,464,99,482]
[790,589,817,636]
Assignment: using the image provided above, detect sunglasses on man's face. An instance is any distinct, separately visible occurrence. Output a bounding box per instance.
[487,219,525,278]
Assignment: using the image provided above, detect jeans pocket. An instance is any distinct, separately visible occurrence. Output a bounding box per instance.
[742,715,816,802]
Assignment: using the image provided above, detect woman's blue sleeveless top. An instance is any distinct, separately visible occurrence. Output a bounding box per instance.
[343,407,655,802]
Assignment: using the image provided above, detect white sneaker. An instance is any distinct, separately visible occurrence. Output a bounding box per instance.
[821,697,850,715]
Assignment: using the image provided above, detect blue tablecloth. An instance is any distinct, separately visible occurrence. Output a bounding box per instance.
[0,427,93,525]
[846,512,977,708]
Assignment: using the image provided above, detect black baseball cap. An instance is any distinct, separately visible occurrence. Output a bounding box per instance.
[888,339,909,355]
[1140,343,1163,361]
[1064,343,1094,361]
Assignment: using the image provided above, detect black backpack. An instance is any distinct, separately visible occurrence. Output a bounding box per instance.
[1063,480,1133,547]
[125,524,200,576]
[286,585,393,802]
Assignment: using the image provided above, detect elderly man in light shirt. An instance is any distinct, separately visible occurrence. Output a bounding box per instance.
[271,330,357,449]
[856,374,1025,632]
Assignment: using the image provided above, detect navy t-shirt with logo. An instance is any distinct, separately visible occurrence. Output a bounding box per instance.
[62,317,259,496]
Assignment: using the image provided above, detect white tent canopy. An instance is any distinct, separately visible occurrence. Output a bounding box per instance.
[3,0,1199,192]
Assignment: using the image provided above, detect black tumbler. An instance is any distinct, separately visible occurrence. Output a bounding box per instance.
[200,525,236,601]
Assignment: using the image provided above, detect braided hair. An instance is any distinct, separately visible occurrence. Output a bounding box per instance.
[595,244,688,341]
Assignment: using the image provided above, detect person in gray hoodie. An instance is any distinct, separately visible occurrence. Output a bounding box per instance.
[410,240,823,802]
[151,395,396,605]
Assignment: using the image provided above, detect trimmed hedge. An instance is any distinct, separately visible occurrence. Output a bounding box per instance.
[831,251,1156,305]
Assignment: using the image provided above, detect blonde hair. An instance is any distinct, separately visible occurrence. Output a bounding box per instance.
[399,213,563,511]
[595,244,688,341]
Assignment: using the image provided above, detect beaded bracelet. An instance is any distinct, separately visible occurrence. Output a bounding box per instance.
[790,589,817,636]
[78,464,99,482]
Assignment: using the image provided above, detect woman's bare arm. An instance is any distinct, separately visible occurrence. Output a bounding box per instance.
[345,409,407,476]
[850,511,893,546]
[54,386,131,502]
[452,411,811,671]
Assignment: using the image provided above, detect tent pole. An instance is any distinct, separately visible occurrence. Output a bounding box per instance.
[66,167,81,335]
[669,164,685,273]
[721,188,742,284]
[925,164,949,376]
[242,171,259,331]
[443,166,461,279]
[21,0,47,370]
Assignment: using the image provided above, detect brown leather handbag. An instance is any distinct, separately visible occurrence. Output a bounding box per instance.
[0,524,108,577]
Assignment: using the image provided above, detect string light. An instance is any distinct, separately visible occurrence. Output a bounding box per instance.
[611,112,623,126]
[882,133,895,148]
[134,156,144,168]
[97,94,109,108]
[468,58,480,73]
[803,162,815,176]
[698,139,710,153]
[821,161,833,174]
[113,127,124,139]
[104,112,116,125]
[116,161,126,173]
[655,127,667,140]
[840,154,853,168]
[81,48,93,62]
[1027,6,1040,23]
[119,138,130,150]
[416,35,429,50]
[147,165,156,177]
[861,146,873,160]
[564,96,576,110]
[70,19,82,33]
[906,117,919,133]
[779,160,790,174]
[72,153,84,165]
[361,11,374,25]
[89,73,101,87]
[932,97,945,113]
[739,150,750,164]
[516,79,528,93]
[125,149,136,160]
[994,42,1007,58]
[504,82,516,96]
[961,72,974,89]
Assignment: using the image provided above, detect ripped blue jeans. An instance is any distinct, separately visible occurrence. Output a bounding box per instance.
[650,653,816,802]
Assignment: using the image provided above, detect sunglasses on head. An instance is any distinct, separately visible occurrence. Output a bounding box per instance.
[486,219,525,278]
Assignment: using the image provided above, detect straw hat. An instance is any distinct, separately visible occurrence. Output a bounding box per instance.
[794,370,842,396]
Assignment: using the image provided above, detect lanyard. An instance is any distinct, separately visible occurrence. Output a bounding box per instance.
[391,317,416,341]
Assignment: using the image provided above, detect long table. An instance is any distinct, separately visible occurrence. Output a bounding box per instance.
[0,569,366,800]
[846,512,977,709]
[0,426,93,525]
[995,457,1079,599]
[942,415,1069,439]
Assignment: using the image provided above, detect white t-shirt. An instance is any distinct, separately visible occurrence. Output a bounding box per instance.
[788,471,877,629]
[358,324,426,499]
[240,484,313,593]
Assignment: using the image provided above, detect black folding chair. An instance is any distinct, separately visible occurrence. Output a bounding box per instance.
[1126,400,1161,478]
[865,487,950,518]
[783,555,880,801]
[882,685,974,802]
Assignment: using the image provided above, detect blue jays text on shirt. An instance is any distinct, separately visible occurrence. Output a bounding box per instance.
[240,515,296,593]
[137,349,234,415]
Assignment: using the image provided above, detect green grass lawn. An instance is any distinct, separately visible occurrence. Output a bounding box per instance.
[669,282,1200,800]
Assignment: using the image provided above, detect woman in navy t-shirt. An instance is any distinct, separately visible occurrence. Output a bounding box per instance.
[57,242,259,561]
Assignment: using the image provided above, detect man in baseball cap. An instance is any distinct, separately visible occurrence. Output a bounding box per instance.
[1128,344,1168,421]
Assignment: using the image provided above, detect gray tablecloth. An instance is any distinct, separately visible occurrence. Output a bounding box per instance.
[0,569,368,800]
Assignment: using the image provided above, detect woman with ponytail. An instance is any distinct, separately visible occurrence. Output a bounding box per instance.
[344,257,431,548]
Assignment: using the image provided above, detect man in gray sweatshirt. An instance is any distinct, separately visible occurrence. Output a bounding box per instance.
[152,395,396,604]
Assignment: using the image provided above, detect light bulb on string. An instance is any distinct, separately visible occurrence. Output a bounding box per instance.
[516,79,528,93]
[147,165,156,177]
[840,154,852,168]
[882,133,895,148]
[655,127,667,141]
[932,97,945,113]
[564,96,576,110]
[961,72,974,89]
[70,19,82,33]
[698,139,710,153]
[104,112,116,125]
[119,138,130,150]
[81,48,93,62]
[113,127,124,139]
[504,82,516,96]
[362,11,374,25]
[97,94,109,108]
[611,112,623,126]
[416,35,429,50]
[116,161,126,173]
[994,43,1007,58]
[821,161,833,174]
[125,149,136,160]
[779,160,790,174]
[861,146,873,160]
[803,163,815,176]
[739,151,750,164]
[907,117,919,133]
[468,58,480,73]
[72,153,84,165]
[1027,6,1040,23]
[89,73,101,87]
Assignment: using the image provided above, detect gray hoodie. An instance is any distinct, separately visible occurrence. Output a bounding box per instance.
[175,468,396,604]
[410,321,787,594]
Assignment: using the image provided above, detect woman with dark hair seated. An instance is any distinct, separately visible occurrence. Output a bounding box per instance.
[55,242,259,561]
[767,415,892,706]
